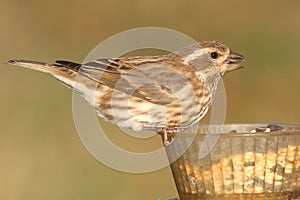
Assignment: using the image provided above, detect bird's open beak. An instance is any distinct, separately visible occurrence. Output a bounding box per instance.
[225,52,245,73]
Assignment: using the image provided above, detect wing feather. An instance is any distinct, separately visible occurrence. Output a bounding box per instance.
[78,56,183,105]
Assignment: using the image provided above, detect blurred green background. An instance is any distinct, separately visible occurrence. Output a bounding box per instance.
[1,0,300,199]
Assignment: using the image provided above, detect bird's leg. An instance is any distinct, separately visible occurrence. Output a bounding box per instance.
[162,128,172,146]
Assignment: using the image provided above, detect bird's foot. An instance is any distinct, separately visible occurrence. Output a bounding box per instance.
[157,127,181,146]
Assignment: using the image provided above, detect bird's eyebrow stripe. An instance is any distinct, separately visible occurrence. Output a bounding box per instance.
[182,49,206,64]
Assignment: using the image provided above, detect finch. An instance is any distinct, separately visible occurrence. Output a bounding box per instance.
[8,41,244,145]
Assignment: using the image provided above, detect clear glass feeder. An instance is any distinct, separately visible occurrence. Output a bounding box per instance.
[166,123,300,200]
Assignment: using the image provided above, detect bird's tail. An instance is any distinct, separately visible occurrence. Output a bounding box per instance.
[8,59,82,88]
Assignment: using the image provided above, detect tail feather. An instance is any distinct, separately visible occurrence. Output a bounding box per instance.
[8,59,82,74]
[8,59,83,88]
[54,60,81,71]
[8,59,61,74]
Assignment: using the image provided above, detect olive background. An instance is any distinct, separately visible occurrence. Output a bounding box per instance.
[1,0,300,199]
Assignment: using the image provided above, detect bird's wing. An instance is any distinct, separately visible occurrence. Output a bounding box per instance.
[8,56,197,105]
[71,56,192,105]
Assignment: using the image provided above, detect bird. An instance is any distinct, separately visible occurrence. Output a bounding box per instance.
[8,41,245,146]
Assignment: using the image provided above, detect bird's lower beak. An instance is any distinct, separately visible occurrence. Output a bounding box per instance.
[225,52,245,73]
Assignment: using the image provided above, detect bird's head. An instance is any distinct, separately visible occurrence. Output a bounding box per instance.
[200,41,245,76]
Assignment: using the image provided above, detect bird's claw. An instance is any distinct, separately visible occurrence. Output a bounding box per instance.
[160,128,177,146]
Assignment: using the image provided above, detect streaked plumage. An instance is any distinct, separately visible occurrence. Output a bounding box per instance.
[8,41,244,145]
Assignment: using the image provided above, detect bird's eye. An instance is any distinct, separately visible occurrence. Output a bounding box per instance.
[210,52,219,59]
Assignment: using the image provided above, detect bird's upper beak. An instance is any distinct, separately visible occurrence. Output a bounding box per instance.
[224,52,245,73]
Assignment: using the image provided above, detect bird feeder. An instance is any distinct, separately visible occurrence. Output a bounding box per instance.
[166,123,300,200]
